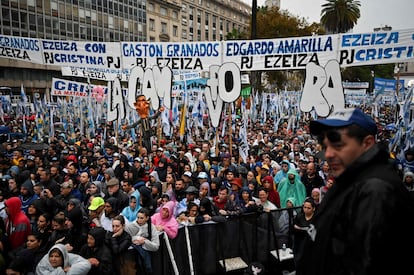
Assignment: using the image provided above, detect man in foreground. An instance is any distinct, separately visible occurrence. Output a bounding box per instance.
[296,108,414,275]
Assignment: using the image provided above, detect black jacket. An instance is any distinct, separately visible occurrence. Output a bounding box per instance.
[296,144,414,275]
[79,227,113,275]
[105,230,131,274]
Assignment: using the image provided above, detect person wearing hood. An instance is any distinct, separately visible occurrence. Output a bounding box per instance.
[138,186,157,216]
[154,157,168,182]
[121,189,141,223]
[36,243,91,275]
[277,168,306,208]
[261,176,280,208]
[4,197,31,251]
[274,160,291,187]
[64,205,88,254]
[278,197,298,236]
[403,171,414,202]
[27,198,46,234]
[5,166,20,183]
[148,170,161,188]
[79,227,113,275]
[395,147,414,177]
[195,197,217,223]
[184,151,196,172]
[100,197,120,232]
[238,186,260,214]
[19,178,39,215]
[403,170,414,192]
[102,167,115,191]
[151,200,178,239]
[83,181,105,209]
[150,181,162,205]
[114,155,130,182]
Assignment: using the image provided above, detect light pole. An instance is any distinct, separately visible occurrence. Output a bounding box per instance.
[370,70,375,95]
[251,0,257,40]
[394,63,404,97]
[250,0,259,94]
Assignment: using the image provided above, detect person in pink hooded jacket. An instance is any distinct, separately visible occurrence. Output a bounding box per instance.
[151,201,178,239]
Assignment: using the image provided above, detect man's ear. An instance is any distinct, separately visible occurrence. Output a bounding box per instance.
[362,135,376,150]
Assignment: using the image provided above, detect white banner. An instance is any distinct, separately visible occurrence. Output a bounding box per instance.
[2,28,413,72]
[51,77,107,98]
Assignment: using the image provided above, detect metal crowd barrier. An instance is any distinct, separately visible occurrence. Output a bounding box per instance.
[150,206,302,274]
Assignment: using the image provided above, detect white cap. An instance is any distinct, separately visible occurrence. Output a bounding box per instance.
[183,171,192,177]
[304,148,313,154]
[197,171,208,179]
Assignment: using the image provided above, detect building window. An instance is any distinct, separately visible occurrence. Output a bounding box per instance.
[160,7,167,16]
[173,25,178,37]
[29,13,36,31]
[161,22,167,33]
[149,19,155,31]
[108,16,114,29]
[172,10,178,19]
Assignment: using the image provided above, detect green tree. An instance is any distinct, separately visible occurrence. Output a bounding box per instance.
[321,0,361,33]
[225,28,247,40]
[254,7,323,39]
[341,64,394,83]
[249,6,324,91]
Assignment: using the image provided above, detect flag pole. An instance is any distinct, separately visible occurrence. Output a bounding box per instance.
[229,103,232,157]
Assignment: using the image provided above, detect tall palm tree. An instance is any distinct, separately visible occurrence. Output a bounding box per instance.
[321,0,361,33]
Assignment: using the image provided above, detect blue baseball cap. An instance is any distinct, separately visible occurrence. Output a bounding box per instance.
[310,108,377,136]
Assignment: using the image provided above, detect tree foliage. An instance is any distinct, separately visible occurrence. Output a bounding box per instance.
[225,28,247,40]
[342,64,395,82]
[247,7,324,91]
[321,0,361,33]
[253,7,324,39]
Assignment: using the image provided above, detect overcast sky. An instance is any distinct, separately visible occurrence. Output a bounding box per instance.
[242,0,413,33]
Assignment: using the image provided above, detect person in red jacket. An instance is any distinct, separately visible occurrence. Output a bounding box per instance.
[261,175,281,208]
[4,196,31,250]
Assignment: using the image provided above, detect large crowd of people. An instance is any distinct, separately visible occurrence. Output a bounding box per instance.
[0,104,413,275]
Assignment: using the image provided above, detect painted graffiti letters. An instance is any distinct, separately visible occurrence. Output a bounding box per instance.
[300,60,345,117]
[205,62,241,127]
